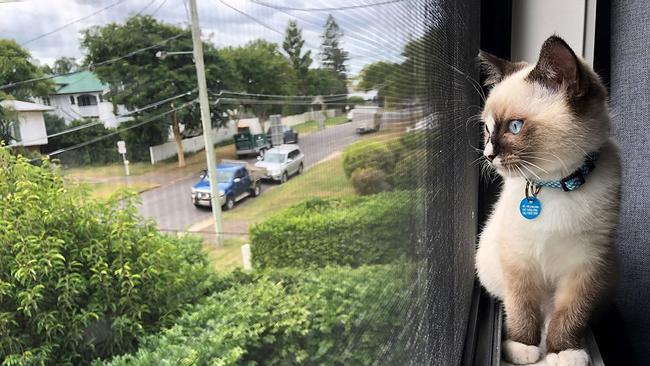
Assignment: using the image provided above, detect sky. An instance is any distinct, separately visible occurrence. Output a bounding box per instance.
[0,0,424,76]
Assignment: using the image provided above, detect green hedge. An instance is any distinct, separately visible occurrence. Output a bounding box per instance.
[350,167,391,195]
[100,265,411,366]
[0,150,216,365]
[342,140,397,178]
[250,192,414,268]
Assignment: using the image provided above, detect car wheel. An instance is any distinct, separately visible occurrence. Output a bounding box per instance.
[252,183,261,197]
[223,196,235,210]
[280,172,288,184]
[297,163,303,175]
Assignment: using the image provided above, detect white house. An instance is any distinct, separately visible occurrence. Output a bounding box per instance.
[1,100,53,151]
[41,71,130,128]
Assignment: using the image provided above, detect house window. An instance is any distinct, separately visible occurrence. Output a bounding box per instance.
[69,96,75,105]
[77,94,98,107]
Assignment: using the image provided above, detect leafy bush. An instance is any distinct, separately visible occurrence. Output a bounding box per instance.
[342,140,397,178]
[391,149,426,190]
[0,150,216,365]
[351,167,391,195]
[101,264,412,366]
[250,192,413,268]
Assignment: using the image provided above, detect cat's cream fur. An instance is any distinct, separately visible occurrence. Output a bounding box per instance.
[476,36,621,366]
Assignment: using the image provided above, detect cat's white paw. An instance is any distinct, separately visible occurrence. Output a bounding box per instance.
[502,340,542,364]
[545,349,589,366]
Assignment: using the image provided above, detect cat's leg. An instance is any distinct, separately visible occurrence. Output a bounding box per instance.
[544,269,601,366]
[501,262,544,365]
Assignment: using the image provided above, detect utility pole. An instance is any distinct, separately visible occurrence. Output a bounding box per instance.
[189,0,223,245]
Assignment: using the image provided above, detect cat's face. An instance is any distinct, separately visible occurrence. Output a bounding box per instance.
[480,36,609,180]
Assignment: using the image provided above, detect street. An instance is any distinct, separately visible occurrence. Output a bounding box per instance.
[138,122,361,233]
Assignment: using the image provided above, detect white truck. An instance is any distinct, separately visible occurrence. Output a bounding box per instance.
[352,106,383,133]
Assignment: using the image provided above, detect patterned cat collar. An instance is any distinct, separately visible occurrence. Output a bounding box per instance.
[533,152,600,192]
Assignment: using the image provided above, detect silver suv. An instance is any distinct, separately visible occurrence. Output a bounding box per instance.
[254,144,304,183]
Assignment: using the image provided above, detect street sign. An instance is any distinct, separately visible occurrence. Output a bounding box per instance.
[117,140,127,154]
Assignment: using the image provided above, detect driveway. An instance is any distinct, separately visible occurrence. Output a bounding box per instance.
[138,122,361,233]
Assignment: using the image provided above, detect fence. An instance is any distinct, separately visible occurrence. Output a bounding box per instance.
[280,109,339,127]
[149,123,237,164]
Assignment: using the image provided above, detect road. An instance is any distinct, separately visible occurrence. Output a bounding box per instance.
[138,122,361,233]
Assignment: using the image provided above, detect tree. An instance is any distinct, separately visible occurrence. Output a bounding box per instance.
[0,104,18,145]
[221,40,297,120]
[0,39,54,100]
[283,20,312,94]
[52,57,79,74]
[319,15,348,79]
[306,68,346,99]
[81,16,237,167]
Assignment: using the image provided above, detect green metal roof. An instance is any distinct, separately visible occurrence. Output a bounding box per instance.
[52,71,108,95]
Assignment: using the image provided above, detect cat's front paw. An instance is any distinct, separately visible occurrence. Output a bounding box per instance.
[545,349,589,366]
[502,340,542,364]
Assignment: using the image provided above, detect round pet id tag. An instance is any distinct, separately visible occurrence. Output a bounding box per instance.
[519,197,542,220]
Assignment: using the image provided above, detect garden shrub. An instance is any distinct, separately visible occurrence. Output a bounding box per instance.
[0,150,216,365]
[351,166,391,195]
[391,149,426,190]
[342,140,397,178]
[250,192,414,268]
[100,264,412,366]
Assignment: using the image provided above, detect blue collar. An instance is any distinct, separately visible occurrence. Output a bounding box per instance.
[533,152,600,192]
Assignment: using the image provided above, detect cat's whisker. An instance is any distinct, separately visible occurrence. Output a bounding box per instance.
[519,163,542,181]
[520,159,549,174]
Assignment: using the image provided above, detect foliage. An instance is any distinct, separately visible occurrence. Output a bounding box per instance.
[100,264,411,366]
[305,68,347,105]
[44,119,120,166]
[250,192,413,268]
[42,57,79,75]
[0,149,217,365]
[221,40,297,120]
[0,39,54,100]
[391,150,425,191]
[319,15,348,78]
[351,167,391,195]
[282,21,312,94]
[347,95,365,106]
[43,112,67,135]
[0,103,18,144]
[342,139,397,178]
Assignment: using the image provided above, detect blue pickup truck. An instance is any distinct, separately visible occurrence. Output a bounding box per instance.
[191,161,263,210]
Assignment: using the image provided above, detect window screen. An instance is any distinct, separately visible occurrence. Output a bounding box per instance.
[0,0,480,364]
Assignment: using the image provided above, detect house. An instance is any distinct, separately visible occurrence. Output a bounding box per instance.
[0,100,53,151]
[42,71,130,128]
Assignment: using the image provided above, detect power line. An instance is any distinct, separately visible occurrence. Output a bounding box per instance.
[217,90,348,99]
[215,0,283,36]
[21,0,129,46]
[47,99,197,157]
[149,0,170,17]
[0,33,185,91]
[250,0,405,12]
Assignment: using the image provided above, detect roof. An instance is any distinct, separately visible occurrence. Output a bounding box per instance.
[0,99,53,112]
[51,71,108,95]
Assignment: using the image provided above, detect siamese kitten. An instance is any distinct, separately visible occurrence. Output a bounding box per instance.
[475,36,621,366]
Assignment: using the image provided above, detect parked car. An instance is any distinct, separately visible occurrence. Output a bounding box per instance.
[254,144,304,184]
[266,124,299,145]
[191,160,263,210]
[234,118,270,158]
[352,106,382,133]
[347,109,354,122]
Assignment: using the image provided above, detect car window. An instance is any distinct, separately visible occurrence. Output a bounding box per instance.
[263,152,286,163]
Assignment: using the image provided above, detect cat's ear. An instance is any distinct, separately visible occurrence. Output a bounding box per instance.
[527,35,586,97]
[478,51,524,87]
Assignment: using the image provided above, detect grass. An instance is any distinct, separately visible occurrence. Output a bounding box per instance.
[65,143,237,181]
[291,115,349,135]
[222,154,354,223]
[88,181,159,200]
[202,236,247,272]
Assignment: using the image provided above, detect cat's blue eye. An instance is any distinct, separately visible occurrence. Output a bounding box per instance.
[508,119,524,134]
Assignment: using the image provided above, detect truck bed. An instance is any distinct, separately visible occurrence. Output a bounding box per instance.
[220,159,265,181]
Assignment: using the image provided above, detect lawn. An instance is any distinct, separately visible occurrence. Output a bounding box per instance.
[222,153,354,223]
[88,181,159,200]
[202,236,247,272]
[291,115,349,135]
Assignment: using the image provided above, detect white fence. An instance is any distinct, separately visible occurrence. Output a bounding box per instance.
[280,109,338,127]
[149,123,237,164]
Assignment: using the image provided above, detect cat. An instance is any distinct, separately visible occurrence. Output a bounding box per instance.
[475,35,621,366]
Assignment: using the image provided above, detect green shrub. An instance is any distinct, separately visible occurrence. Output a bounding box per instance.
[342,140,397,178]
[100,264,412,366]
[391,149,426,190]
[351,167,391,195]
[250,192,413,268]
[0,150,216,365]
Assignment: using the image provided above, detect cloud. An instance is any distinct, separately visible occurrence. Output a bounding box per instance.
[0,0,419,75]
